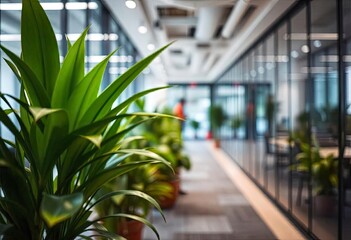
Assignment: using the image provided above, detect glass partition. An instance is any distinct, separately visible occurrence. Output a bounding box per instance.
[166,85,211,140]
[265,32,276,197]
[310,0,339,239]
[276,23,289,210]
[0,0,21,140]
[215,0,349,238]
[290,5,309,228]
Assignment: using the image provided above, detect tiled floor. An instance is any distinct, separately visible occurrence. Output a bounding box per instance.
[143,141,282,240]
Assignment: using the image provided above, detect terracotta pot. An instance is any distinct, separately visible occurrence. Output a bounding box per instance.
[314,195,337,217]
[159,177,180,209]
[117,219,144,240]
[214,139,220,148]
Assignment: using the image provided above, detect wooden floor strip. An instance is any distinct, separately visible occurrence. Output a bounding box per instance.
[208,141,304,240]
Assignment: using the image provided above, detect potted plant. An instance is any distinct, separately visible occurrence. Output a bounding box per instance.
[295,141,338,216]
[0,0,172,239]
[190,119,200,139]
[151,143,189,209]
[230,116,243,139]
[265,94,279,137]
[136,104,191,208]
[95,159,172,240]
[94,102,176,240]
[209,104,226,147]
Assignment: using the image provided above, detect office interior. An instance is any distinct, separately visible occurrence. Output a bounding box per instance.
[1,0,351,239]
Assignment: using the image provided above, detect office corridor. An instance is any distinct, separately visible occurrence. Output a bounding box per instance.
[143,141,292,240]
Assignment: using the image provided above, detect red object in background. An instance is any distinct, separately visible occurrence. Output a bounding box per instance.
[117,220,144,240]
[206,131,213,139]
[173,102,185,119]
[247,102,254,115]
[190,82,197,88]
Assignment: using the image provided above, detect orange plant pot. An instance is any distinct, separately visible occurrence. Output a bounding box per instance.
[159,177,180,209]
[214,139,221,148]
[117,220,144,240]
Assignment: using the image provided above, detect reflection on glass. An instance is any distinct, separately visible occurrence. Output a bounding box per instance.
[0,2,21,140]
[311,0,338,239]
[212,0,351,239]
[277,23,289,210]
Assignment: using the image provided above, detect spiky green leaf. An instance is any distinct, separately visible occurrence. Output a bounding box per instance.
[40,193,84,228]
[81,43,173,125]
[52,27,89,108]
[0,45,50,107]
[21,0,60,97]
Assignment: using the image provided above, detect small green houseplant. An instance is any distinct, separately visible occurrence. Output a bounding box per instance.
[0,0,172,239]
[296,143,338,196]
[265,94,279,137]
[135,103,191,208]
[138,103,191,172]
[295,141,338,216]
[190,119,200,139]
[230,116,243,138]
[95,160,172,240]
[209,104,225,147]
[94,102,174,240]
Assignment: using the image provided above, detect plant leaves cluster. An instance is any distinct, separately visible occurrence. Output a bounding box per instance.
[95,99,190,236]
[209,104,226,139]
[0,0,171,239]
[138,103,191,173]
[295,140,338,196]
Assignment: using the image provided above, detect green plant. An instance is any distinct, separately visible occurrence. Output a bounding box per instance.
[190,119,200,139]
[230,116,243,138]
[190,119,200,130]
[296,142,338,196]
[113,100,190,210]
[95,160,172,233]
[320,106,338,136]
[136,102,191,173]
[209,104,225,139]
[265,94,279,136]
[0,0,172,239]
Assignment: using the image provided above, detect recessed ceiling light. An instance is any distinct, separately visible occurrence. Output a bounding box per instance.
[258,66,265,74]
[250,70,257,78]
[125,0,136,9]
[138,25,147,34]
[291,50,299,58]
[301,45,310,53]
[266,62,274,70]
[313,40,322,48]
[147,43,155,51]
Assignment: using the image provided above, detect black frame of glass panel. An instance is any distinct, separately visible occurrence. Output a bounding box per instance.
[337,0,345,239]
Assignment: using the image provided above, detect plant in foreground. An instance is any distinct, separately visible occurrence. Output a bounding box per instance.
[0,0,171,239]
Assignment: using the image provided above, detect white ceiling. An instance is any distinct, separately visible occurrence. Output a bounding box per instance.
[103,0,297,84]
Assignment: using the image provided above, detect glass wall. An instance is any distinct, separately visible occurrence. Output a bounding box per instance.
[214,0,350,239]
[166,84,211,140]
[0,0,21,140]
